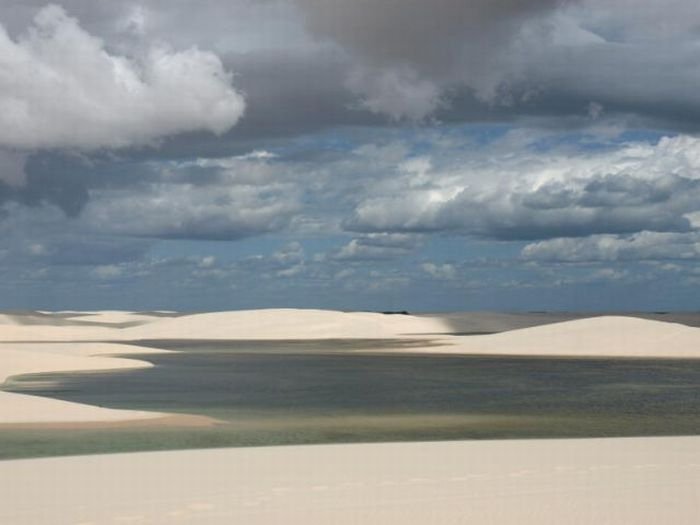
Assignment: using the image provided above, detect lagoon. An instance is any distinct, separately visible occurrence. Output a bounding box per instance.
[4,339,700,459]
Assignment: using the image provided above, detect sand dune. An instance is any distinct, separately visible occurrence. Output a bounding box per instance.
[426,311,700,334]
[2,437,699,524]
[0,309,449,341]
[428,315,700,358]
[122,309,450,340]
[0,342,168,424]
[0,322,118,341]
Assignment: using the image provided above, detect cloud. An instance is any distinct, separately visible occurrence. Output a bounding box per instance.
[296,0,567,119]
[503,3,700,126]
[0,150,27,186]
[421,262,457,280]
[3,1,699,136]
[3,1,700,135]
[345,67,443,122]
[0,155,89,216]
[334,233,422,261]
[347,134,700,240]
[0,5,244,151]
[522,231,700,262]
[0,145,302,241]
[82,179,299,241]
[7,128,699,249]
[91,264,124,280]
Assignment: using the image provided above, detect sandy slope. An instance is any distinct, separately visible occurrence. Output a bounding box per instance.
[1,437,699,524]
[121,309,450,340]
[0,309,448,341]
[427,316,700,358]
[0,342,169,424]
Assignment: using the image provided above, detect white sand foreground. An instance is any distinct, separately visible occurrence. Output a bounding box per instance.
[1,437,699,524]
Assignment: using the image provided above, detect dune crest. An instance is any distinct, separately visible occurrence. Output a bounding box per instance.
[436,315,700,358]
[122,309,450,340]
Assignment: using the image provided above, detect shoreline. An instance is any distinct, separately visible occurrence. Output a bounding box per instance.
[0,413,221,431]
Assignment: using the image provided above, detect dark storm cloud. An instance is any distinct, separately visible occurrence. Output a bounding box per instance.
[297,0,566,75]
[3,1,700,135]
[0,167,87,218]
[295,0,575,119]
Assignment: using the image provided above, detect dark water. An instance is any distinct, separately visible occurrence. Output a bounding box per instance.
[4,340,700,459]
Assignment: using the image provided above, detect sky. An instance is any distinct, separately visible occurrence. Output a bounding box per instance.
[0,1,699,312]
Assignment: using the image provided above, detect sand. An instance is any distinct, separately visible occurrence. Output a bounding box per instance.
[418,316,700,359]
[1,437,699,524]
[0,342,170,424]
[121,308,451,340]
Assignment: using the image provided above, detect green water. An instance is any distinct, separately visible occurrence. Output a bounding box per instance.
[3,340,700,459]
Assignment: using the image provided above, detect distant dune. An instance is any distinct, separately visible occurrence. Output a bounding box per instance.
[422,311,700,334]
[418,315,700,358]
[122,308,450,340]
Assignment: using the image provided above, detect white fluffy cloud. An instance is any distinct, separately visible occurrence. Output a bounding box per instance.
[334,233,422,261]
[348,135,700,240]
[421,262,457,280]
[82,179,299,241]
[522,231,700,262]
[0,5,244,151]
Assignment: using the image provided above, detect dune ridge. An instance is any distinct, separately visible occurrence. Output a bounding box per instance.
[425,315,700,358]
[120,308,451,340]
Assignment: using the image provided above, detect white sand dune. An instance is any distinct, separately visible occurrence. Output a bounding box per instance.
[0,342,169,424]
[122,309,450,340]
[0,309,448,341]
[0,322,118,341]
[1,437,699,524]
[429,315,700,358]
[63,312,160,325]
